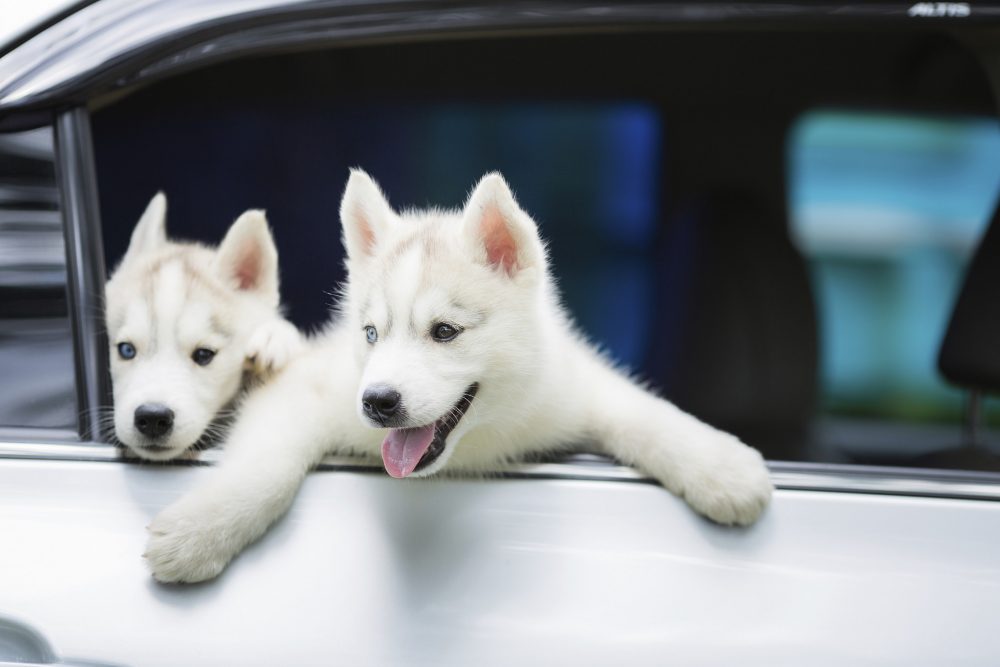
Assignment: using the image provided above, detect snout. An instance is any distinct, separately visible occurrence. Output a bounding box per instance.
[134,403,175,439]
[362,384,404,426]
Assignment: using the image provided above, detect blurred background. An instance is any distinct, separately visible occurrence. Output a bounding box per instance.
[791,112,1000,425]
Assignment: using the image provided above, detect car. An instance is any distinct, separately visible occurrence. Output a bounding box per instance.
[1,2,999,665]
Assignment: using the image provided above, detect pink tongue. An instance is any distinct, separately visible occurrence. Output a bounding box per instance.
[381,424,437,478]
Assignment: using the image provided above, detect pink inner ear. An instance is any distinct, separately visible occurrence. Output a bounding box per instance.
[356,207,376,255]
[233,241,263,290]
[482,205,518,275]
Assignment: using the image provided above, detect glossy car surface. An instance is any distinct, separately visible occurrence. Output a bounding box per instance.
[1,450,999,666]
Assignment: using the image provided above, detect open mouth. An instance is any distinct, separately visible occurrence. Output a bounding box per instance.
[380,383,479,478]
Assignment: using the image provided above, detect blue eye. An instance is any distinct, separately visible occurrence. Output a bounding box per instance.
[364,325,378,344]
[191,348,216,366]
[117,342,136,360]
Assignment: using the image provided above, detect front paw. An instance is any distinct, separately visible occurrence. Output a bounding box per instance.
[680,437,773,526]
[145,501,231,584]
[245,319,302,377]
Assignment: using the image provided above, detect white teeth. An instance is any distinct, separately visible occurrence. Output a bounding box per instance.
[412,383,479,472]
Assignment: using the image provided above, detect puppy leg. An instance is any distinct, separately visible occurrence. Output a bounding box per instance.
[145,365,333,583]
[585,363,773,526]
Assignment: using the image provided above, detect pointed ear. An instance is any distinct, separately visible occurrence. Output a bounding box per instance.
[340,169,395,261]
[462,173,542,277]
[120,192,167,266]
[213,210,280,306]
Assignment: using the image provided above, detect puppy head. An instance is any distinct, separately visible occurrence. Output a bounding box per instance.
[339,170,547,477]
[105,195,279,460]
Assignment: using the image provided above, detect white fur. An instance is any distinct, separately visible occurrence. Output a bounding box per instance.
[106,194,303,461]
[145,171,772,583]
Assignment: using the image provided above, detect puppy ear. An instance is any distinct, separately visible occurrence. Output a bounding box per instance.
[340,169,395,261]
[120,192,167,266]
[462,173,542,277]
[213,210,280,306]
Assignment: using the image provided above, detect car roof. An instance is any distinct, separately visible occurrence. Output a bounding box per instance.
[0,0,88,57]
[0,0,90,54]
[2,0,1000,130]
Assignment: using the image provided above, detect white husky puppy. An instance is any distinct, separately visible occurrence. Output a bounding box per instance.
[105,193,302,461]
[145,171,772,582]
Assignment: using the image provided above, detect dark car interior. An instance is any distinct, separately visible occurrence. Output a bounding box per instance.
[6,26,995,469]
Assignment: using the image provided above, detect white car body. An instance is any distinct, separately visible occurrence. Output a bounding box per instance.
[2,445,999,666]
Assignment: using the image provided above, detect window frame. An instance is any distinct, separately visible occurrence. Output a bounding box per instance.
[53,107,110,442]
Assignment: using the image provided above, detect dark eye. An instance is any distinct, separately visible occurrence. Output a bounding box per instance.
[431,323,462,342]
[364,325,378,344]
[191,348,216,366]
[117,342,136,360]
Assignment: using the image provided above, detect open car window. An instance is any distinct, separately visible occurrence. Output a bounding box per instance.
[85,30,1000,473]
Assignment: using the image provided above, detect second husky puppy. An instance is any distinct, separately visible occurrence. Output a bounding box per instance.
[145,171,773,582]
[105,193,302,461]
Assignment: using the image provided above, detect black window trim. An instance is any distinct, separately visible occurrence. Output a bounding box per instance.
[53,106,111,442]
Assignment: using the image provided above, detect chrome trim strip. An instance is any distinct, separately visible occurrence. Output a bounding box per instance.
[1,439,999,501]
[0,426,81,443]
[53,107,111,441]
[0,440,121,462]
[766,460,1000,501]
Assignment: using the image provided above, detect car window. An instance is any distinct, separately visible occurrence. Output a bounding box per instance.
[0,126,75,430]
[789,110,1000,467]
[88,34,1000,470]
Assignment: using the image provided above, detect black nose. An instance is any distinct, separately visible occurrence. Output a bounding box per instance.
[362,385,402,425]
[134,403,174,438]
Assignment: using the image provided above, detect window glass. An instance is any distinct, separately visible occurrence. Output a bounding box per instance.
[0,127,75,429]
[789,111,1000,463]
